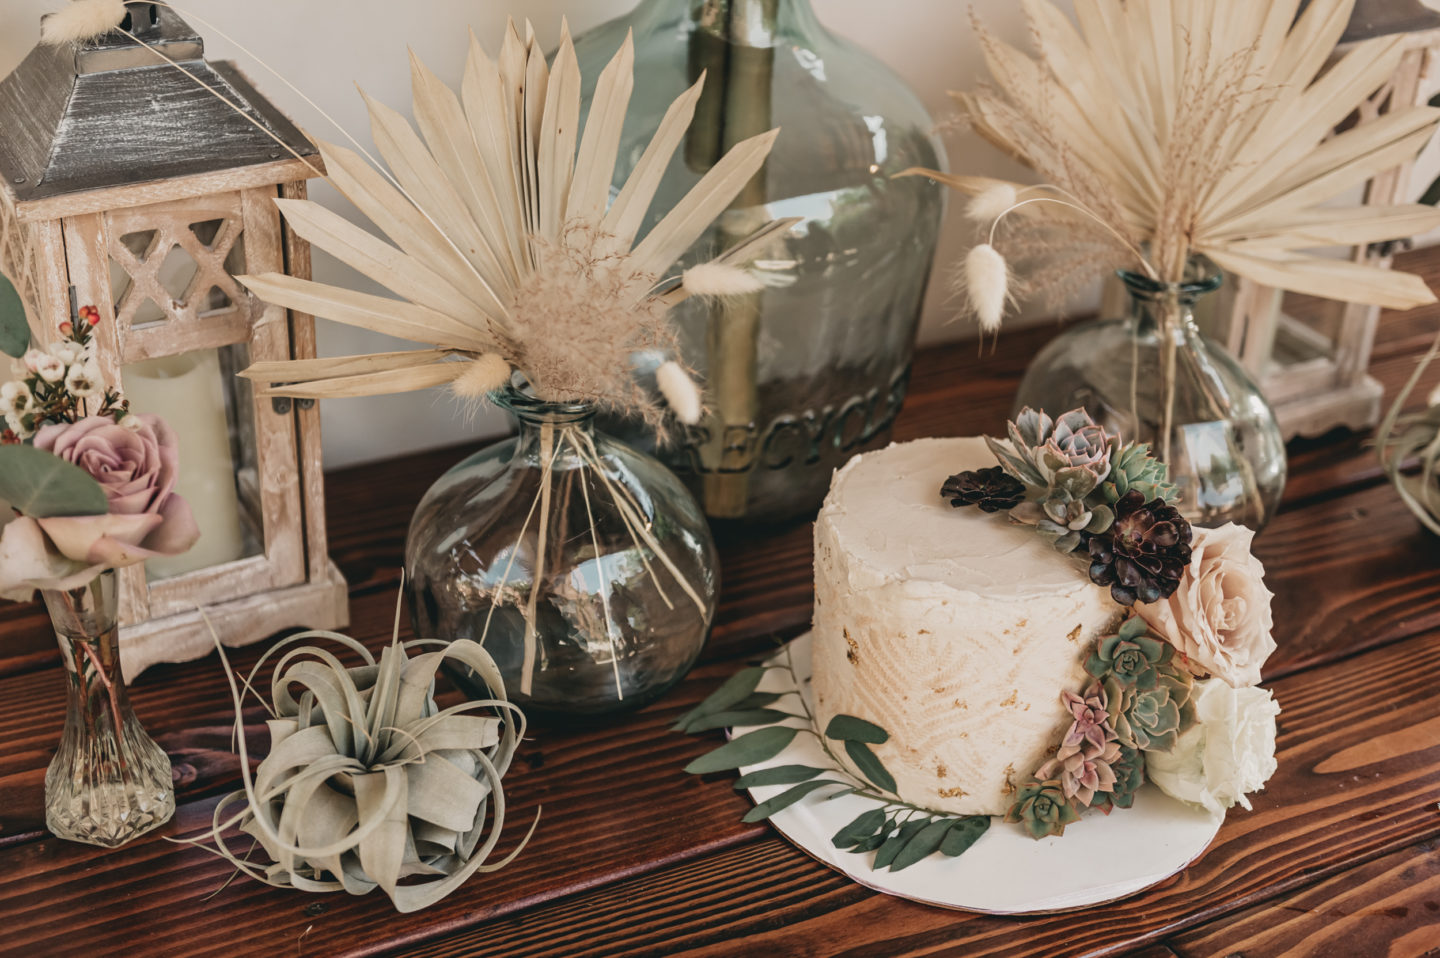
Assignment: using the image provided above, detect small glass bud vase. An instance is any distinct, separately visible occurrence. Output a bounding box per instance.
[405,388,720,718]
[42,570,175,847]
[1014,263,1287,530]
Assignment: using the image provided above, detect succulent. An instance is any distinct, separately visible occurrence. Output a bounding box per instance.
[986,408,1117,552]
[941,466,1026,513]
[1091,746,1145,813]
[987,407,1114,493]
[1085,490,1193,605]
[1060,681,1115,752]
[1103,662,1197,753]
[1085,616,1171,690]
[1101,441,1177,505]
[1005,779,1084,839]
[1037,739,1122,806]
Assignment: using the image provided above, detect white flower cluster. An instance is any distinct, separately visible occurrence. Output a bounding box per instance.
[1,339,102,439]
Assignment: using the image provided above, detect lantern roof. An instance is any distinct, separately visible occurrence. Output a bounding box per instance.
[0,2,316,208]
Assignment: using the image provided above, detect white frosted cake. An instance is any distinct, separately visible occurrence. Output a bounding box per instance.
[811,437,1123,816]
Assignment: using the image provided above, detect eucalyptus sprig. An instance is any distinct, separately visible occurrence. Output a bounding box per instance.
[677,652,990,873]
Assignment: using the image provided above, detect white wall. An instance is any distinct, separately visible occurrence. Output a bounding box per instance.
[4,2,1437,466]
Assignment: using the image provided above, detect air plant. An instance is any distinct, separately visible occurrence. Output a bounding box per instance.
[1378,332,1440,535]
[907,0,1440,327]
[183,612,535,913]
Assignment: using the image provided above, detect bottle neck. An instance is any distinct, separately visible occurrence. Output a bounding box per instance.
[632,0,817,47]
[1119,269,1221,343]
[500,390,599,454]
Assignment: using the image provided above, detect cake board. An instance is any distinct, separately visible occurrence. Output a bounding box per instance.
[731,633,1226,915]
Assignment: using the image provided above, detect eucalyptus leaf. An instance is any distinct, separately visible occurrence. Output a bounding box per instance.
[0,272,27,358]
[843,740,897,794]
[940,816,991,858]
[873,819,927,871]
[683,726,797,775]
[824,714,888,745]
[831,808,887,849]
[0,445,108,518]
[853,832,888,853]
[733,765,825,789]
[680,708,795,733]
[741,779,839,823]
[673,666,765,728]
[888,819,952,872]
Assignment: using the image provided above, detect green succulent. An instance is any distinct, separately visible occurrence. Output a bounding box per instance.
[1004,779,1084,840]
[1091,746,1145,813]
[1084,617,1171,690]
[1105,664,1196,752]
[1101,441,1178,505]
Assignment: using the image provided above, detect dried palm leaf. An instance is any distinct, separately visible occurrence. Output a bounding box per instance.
[230,21,788,426]
[913,0,1440,324]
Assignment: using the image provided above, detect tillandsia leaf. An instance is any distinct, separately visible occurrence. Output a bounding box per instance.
[823,715,889,745]
[733,765,827,789]
[0,272,28,358]
[741,780,843,823]
[0,445,109,518]
[843,740,897,794]
[683,726,798,774]
[831,808,889,849]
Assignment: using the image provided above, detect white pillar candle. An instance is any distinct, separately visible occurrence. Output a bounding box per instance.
[122,350,248,580]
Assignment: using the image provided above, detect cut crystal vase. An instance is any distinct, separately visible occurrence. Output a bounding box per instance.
[1013,265,1287,531]
[42,570,175,846]
[406,388,720,718]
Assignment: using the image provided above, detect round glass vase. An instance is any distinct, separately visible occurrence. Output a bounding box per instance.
[42,570,175,847]
[405,390,720,718]
[575,0,946,525]
[1013,266,1287,531]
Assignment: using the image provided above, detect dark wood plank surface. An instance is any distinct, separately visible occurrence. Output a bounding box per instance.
[0,248,1438,957]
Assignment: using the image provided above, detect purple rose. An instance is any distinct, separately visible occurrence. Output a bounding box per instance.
[0,415,199,598]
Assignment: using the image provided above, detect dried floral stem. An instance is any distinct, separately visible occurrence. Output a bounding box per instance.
[990,197,1157,281]
[520,421,556,696]
[571,431,625,699]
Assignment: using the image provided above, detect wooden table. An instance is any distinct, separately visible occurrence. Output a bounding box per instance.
[3,253,1440,958]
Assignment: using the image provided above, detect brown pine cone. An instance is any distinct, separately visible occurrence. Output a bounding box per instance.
[941,467,1026,513]
[1085,490,1192,605]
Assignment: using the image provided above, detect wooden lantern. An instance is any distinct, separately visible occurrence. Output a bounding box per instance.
[0,3,347,677]
[1205,1,1440,439]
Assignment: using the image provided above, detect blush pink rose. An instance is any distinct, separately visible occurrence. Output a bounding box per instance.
[0,415,199,599]
[1136,523,1275,688]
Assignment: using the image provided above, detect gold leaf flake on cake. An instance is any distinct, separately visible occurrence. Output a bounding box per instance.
[844,628,859,665]
[1000,689,1018,708]
[936,763,949,779]
[938,787,968,799]
[1067,625,1083,643]
[1002,763,1017,797]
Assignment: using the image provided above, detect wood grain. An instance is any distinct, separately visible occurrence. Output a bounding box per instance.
[382,627,1440,958]
[1171,839,1440,958]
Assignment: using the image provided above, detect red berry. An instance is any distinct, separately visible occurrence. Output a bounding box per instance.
[58,321,73,336]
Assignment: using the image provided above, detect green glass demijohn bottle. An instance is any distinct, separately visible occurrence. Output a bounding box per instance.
[574,0,946,524]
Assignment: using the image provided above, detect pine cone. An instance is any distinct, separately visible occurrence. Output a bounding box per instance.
[1086,490,1192,605]
[941,467,1026,513]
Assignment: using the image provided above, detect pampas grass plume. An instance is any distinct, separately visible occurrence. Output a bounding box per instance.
[966,244,1009,333]
[656,361,702,425]
[681,262,764,298]
[450,354,512,400]
[1429,382,1440,408]
[41,0,127,45]
[967,184,1019,223]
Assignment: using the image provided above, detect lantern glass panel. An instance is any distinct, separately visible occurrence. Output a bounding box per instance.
[121,341,263,580]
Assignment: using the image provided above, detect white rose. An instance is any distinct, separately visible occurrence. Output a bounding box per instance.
[1146,679,1280,814]
[1136,523,1275,687]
